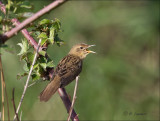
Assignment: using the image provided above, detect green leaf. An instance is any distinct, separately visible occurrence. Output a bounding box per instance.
[38,32,47,39]
[53,18,61,31]
[47,61,54,68]
[17,72,28,80]
[39,50,46,56]
[40,63,47,70]
[33,63,39,70]
[41,38,48,46]
[54,34,64,46]
[20,53,27,61]
[23,63,30,72]
[20,1,32,8]
[0,16,2,23]
[17,39,28,55]
[20,5,32,8]
[39,19,51,25]
[26,52,34,63]
[48,27,55,44]
[32,74,40,81]
[37,66,44,76]
[38,56,47,63]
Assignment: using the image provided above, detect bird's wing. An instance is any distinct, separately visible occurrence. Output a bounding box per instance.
[54,54,82,87]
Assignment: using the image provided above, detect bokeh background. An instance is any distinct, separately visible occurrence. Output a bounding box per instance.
[1,0,159,120]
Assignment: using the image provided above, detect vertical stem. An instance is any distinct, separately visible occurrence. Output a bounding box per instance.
[13,39,42,120]
[0,56,5,121]
[67,76,79,121]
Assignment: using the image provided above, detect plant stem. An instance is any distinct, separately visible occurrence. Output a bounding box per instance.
[67,76,79,121]
[13,39,42,121]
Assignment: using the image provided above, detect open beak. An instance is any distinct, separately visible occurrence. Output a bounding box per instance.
[86,45,96,53]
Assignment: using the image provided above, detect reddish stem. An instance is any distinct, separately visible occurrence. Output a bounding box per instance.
[58,88,79,121]
[11,18,41,51]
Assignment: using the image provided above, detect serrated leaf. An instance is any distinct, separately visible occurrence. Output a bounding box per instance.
[17,39,28,55]
[47,61,54,68]
[39,19,51,25]
[17,73,28,80]
[49,27,55,44]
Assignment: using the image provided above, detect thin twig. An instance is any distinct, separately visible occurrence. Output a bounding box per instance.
[20,111,22,121]
[12,88,19,121]
[0,56,10,121]
[0,57,5,121]
[0,112,1,120]
[27,81,36,88]
[67,76,79,121]
[0,0,67,43]
[1,10,11,120]
[13,39,42,121]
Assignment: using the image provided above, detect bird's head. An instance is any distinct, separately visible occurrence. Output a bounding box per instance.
[69,43,96,59]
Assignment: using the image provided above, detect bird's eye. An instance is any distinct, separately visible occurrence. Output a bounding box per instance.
[80,47,83,49]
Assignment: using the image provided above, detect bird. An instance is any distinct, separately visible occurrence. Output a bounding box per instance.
[39,43,95,102]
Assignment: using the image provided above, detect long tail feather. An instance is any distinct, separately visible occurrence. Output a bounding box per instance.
[40,77,60,102]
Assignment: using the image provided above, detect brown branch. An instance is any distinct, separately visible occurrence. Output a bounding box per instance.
[0,0,67,44]
[12,88,19,121]
[58,88,79,121]
[0,1,79,121]
[67,76,79,121]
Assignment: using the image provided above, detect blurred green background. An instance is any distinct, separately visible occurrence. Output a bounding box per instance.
[1,0,159,120]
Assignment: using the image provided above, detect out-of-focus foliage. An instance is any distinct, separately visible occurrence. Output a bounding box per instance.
[0,0,159,120]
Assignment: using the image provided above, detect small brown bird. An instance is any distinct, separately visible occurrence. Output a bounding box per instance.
[40,43,95,102]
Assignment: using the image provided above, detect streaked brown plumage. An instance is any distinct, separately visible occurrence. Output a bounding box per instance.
[40,43,95,102]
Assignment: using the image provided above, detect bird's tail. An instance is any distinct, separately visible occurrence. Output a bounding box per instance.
[39,76,60,102]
